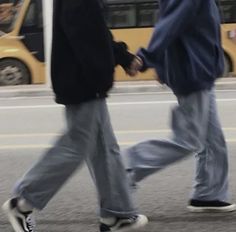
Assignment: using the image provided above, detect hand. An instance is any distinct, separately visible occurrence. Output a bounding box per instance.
[126,56,143,77]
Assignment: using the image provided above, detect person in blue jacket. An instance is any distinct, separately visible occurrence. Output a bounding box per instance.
[125,0,236,212]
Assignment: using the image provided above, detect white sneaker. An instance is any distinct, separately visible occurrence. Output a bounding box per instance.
[100,214,148,231]
[2,198,36,232]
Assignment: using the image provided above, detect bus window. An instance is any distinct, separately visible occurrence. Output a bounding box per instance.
[107,4,136,28]
[217,0,236,23]
[19,0,44,62]
[137,3,159,27]
[22,1,36,27]
[0,0,22,33]
[21,0,42,31]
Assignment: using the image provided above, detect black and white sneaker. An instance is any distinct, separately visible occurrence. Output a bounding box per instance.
[100,214,148,232]
[187,199,236,213]
[2,198,36,232]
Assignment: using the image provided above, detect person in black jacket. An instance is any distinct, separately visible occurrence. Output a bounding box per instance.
[2,1,148,232]
[124,0,236,213]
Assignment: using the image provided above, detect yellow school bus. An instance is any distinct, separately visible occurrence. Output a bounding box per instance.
[0,0,235,85]
[108,0,236,81]
[0,0,45,85]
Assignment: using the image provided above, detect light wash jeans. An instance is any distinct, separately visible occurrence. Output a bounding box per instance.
[123,89,229,201]
[14,99,136,217]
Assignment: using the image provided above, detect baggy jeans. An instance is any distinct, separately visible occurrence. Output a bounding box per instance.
[123,89,229,201]
[14,99,136,217]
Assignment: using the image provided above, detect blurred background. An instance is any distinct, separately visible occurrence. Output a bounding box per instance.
[0,0,235,86]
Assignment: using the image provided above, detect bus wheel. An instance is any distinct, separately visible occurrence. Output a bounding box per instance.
[0,59,30,86]
[223,54,231,77]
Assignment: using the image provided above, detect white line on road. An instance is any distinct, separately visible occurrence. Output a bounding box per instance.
[109,98,236,105]
[0,138,236,150]
[0,105,62,110]
[0,98,236,110]
[119,139,236,146]
[111,89,236,96]
[0,144,51,149]
[0,133,61,138]
[0,130,236,150]
[0,127,236,138]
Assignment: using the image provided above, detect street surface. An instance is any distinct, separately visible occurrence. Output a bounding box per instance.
[0,89,236,231]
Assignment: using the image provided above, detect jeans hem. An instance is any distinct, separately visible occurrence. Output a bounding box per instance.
[13,190,45,210]
[100,208,137,218]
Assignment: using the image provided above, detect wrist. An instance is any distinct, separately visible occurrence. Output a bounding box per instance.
[135,56,143,70]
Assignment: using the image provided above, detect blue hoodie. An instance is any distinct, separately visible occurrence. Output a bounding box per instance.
[138,0,224,96]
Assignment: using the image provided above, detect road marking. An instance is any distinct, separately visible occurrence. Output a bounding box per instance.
[111,89,236,96]
[0,138,236,150]
[0,144,51,150]
[109,99,236,106]
[0,89,236,100]
[0,105,62,110]
[0,127,236,138]
[0,133,60,138]
[119,139,236,146]
[0,98,236,110]
[0,129,236,150]
[116,127,236,134]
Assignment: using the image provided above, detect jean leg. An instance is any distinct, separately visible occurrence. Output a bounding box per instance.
[85,100,136,218]
[14,101,100,210]
[123,90,211,183]
[193,91,229,201]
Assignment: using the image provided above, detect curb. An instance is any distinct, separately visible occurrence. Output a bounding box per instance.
[111,79,236,94]
[0,78,235,98]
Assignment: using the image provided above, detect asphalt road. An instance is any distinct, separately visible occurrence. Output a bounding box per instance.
[0,89,236,232]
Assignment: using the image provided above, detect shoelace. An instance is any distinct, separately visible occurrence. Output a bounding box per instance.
[126,215,138,223]
[26,214,36,232]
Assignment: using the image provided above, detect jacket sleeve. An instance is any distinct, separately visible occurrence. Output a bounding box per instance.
[109,32,135,70]
[138,0,201,70]
[60,0,115,76]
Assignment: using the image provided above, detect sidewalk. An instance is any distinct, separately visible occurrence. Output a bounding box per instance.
[0,78,235,98]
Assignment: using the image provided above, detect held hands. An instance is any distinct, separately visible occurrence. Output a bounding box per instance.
[125,56,143,77]
[125,55,163,84]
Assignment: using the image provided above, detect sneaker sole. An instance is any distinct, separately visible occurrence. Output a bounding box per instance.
[187,204,236,213]
[114,215,148,232]
[2,200,25,232]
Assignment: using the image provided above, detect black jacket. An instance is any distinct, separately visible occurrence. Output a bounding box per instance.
[51,0,134,104]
